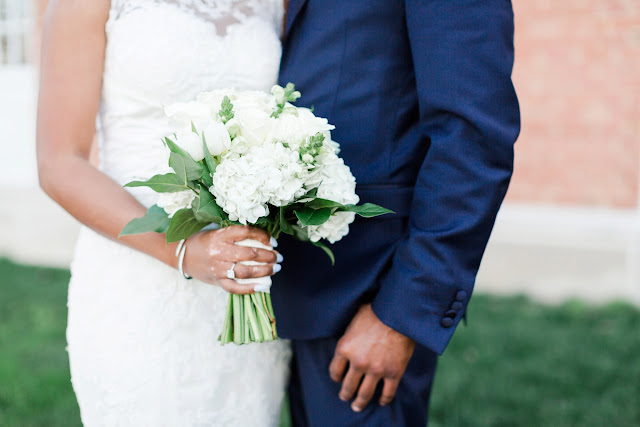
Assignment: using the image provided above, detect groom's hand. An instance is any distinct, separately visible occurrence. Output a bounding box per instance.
[329,304,415,412]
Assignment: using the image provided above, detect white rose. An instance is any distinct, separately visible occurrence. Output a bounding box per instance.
[268,107,335,147]
[157,190,196,218]
[203,122,231,156]
[175,131,204,161]
[233,102,275,143]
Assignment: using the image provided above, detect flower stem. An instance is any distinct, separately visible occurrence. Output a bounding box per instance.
[245,294,263,342]
[233,294,243,345]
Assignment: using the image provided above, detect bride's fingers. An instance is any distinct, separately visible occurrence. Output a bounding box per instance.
[231,246,278,264]
[216,278,256,295]
[232,262,279,279]
[222,225,272,247]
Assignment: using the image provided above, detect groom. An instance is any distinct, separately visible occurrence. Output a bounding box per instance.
[273,0,520,425]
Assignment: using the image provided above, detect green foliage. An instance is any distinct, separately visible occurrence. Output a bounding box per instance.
[169,152,203,183]
[294,207,333,226]
[119,205,171,237]
[279,207,294,236]
[312,241,335,266]
[194,185,224,224]
[344,203,394,218]
[299,133,325,162]
[201,136,218,187]
[165,208,208,243]
[271,83,302,118]
[164,136,194,161]
[124,173,192,193]
[219,96,235,124]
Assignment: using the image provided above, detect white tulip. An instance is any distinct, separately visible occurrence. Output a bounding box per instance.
[203,122,231,156]
[175,131,204,161]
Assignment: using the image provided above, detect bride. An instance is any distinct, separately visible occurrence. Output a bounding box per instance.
[36,0,291,425]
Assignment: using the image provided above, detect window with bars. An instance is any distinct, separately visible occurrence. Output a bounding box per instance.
[0,0,33,65]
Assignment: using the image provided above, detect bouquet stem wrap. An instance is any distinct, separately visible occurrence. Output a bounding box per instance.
[218,239,278,345]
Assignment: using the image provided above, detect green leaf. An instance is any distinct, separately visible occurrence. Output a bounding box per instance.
[164,136,195,161]
[169,152,203,182]
[119,205,170,237]
[280,207,293,235]
[191,121,198,133]
[194,184,224,223]
[313,241,335,266]
[202,136,219,176]
[124,173,191,193]
[308,198,346,210]
[344,203,395,218]
[220,96,235,124]
[295,187,318,204]
[165,208,208,243]
[201,167,213,188]
[294,207,332,227]
[291,224,310,242]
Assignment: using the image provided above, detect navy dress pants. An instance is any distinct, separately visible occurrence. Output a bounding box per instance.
[288,338,439,426]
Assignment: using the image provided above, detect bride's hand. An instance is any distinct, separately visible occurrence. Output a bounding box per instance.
[181,225,281,294]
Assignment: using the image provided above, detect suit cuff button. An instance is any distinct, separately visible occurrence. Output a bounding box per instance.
[440,317,454,328]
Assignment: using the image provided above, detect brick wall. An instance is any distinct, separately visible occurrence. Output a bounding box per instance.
[508,0,640,208]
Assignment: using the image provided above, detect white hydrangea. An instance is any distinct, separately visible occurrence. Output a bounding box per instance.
[302,158,360,243]
[306,212,356,244]
[306,158,360,205]
[211,142,309,224]
[157,190,196,218]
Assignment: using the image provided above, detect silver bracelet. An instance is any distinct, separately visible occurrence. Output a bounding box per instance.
[176,239,192,280]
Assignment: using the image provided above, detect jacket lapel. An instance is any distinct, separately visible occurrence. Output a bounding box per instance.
[286,0,309,36]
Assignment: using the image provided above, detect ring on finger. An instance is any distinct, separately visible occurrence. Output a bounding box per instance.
[226,263,237,280]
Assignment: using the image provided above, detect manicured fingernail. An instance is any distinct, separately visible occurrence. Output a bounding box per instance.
[339,394,348,402]
[273,264,282,274]
[270,237,278,247]
[276,253,284,263]
[351,404,362,413]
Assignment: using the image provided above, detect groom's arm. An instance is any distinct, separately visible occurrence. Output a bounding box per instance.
[330,0,520,411]
[370,0,520,355]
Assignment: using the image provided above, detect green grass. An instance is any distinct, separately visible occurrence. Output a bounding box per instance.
[1,258,639,426]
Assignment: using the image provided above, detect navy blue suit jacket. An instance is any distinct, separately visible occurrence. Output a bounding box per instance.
[273,0,520,355]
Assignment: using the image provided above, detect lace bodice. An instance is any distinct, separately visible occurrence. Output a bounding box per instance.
[100,0,284,207]
[107,0,283,36]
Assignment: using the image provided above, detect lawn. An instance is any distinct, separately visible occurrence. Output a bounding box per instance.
[1,258,639,426]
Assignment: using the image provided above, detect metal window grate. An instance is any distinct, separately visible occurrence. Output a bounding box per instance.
[0,0,33,65]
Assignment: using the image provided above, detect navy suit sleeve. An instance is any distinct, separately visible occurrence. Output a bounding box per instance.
[371,0,520,354]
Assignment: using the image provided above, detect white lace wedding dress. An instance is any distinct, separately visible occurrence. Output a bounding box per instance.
[66,1,291,426]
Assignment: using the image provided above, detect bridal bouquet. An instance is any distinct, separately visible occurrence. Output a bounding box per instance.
[120,84,392,345]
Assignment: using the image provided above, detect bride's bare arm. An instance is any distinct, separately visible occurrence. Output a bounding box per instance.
[36,0,278,293]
